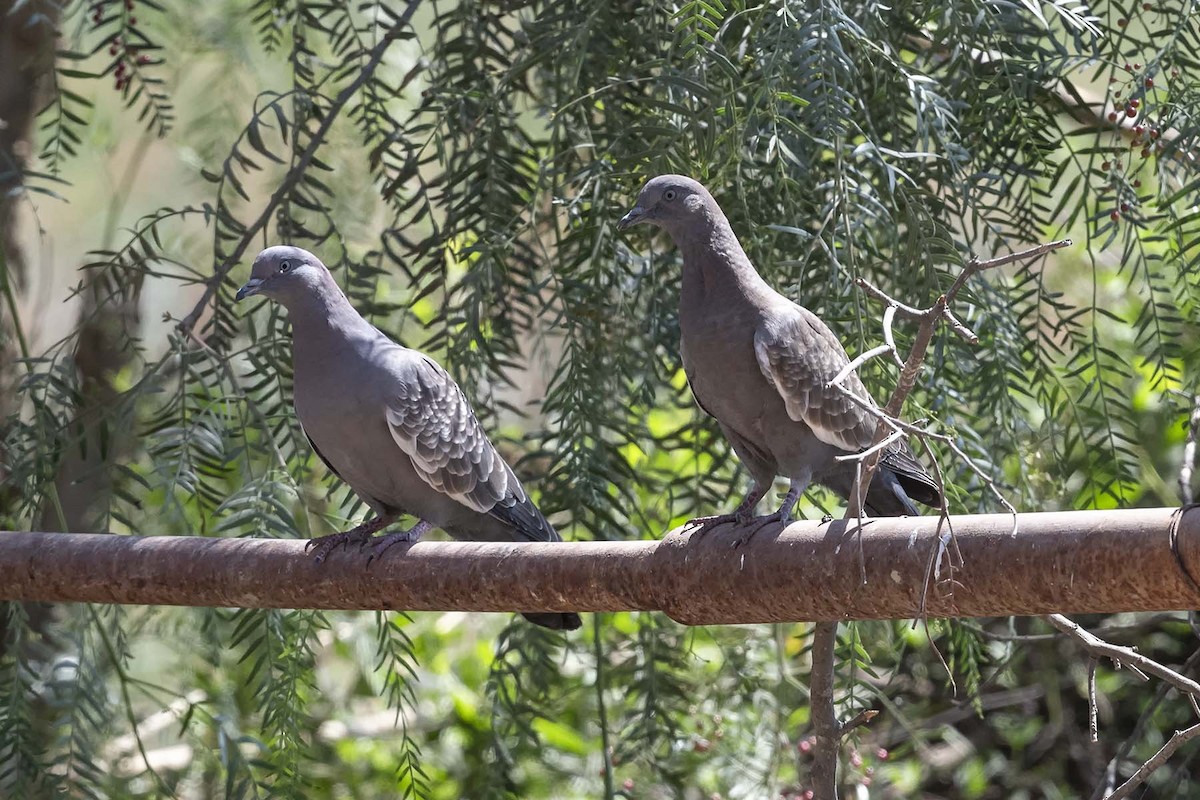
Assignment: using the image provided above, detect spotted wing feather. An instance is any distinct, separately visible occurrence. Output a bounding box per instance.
[384,357,556,542]
[753,308,878,453]
[754,307,942,507]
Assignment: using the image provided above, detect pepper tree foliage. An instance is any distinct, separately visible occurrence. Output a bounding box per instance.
[2,0,1199,797]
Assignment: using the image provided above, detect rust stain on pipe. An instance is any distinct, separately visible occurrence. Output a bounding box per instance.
[2,508,1199,624]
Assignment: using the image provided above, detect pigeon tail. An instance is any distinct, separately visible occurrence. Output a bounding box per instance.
[523,612,583,630]
[864,468,923,517]
[490,492,561,544]
[879,448,941,507]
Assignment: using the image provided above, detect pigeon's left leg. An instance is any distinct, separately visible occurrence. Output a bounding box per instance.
[733,471,811,547]
[307,514,395,564]
[683,483,767,536]
[368,519,434,562]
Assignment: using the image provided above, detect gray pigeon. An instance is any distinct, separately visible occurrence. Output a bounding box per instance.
[236,246,581,631]
[618,176,940,529]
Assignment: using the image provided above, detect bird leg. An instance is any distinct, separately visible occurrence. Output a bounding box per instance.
[683,484,767,536]
[732,474,809,548]
[367,519,434,563]
[306,514,395,564]
[771,478,804,523]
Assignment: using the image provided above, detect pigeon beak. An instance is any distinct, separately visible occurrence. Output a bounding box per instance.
[235,278,264,301]
[617,205,647,231]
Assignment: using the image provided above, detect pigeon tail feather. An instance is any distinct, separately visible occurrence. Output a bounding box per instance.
[864,467,923,517]
[488,493,560,544]
[523,612,583,630]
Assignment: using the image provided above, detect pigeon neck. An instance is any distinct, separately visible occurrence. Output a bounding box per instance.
[676,214,771,301]
[285,271,371,341]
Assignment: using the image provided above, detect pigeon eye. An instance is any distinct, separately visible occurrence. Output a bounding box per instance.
[279,261,291,273]
[664,189,677,201]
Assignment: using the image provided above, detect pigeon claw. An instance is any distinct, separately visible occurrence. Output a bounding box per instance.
[682,513,743,537]
[366,527,425,566]
[731,510,792,548]
[307,528,374,564]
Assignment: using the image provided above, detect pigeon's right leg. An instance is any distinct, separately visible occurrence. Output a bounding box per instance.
[306,515,394,564]
[683,484,767,536]
[367,519,434,563]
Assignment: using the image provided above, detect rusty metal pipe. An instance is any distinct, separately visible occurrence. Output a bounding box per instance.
[2,508,1198,624]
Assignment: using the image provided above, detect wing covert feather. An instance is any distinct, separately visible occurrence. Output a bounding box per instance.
[383,356,558,542]
[752,309,878,453]
[384,358,516,514]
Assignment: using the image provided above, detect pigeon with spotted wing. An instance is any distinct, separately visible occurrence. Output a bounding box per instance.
[618,176,940,530]
[236,246,580,630]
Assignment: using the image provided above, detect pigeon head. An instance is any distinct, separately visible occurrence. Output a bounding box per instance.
[237,246,330,307]
[618,175,715,234]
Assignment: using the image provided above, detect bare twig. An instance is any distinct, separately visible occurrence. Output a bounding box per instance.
[1105,723,1200,800]
[1046,614,1200,701]
[917,434,961,574]
[829,344,896,387]
[840,709,879,736]
[852,277,925,321]
[968,613,1190,643]
[828,382,1019,529]
[944,239,1071,301]
[1180,394,1200,504]
[1089,648,1200,800]
[941,306,978,343]
[1089,659,1099,744]
[835,429,906,462]
[881,304,906,366]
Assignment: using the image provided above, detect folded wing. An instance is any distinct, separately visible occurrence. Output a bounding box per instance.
[754,308,941,507]
[384,356,558,542]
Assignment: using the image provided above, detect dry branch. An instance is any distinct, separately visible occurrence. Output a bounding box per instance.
[848,237,1072,517]
[1105,723,1200,800]
[805,239,1071,796]
[1046,614,1200,700]
[1048,609,1200,796]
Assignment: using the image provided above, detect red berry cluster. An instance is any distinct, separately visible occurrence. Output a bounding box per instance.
[92,0,137,24]
[1132,123,1164,158]
[1106,61,1160,125]
[92,1,149,91]
[110,40,152,91]
[1100,59,1168,223]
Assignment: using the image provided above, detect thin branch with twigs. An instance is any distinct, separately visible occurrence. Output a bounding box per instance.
[805,238,1070,798]
[1104,723,1200,800]
[1045,614,1200,705]
[1048,612,1200,797]
[847,237,1072,517]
